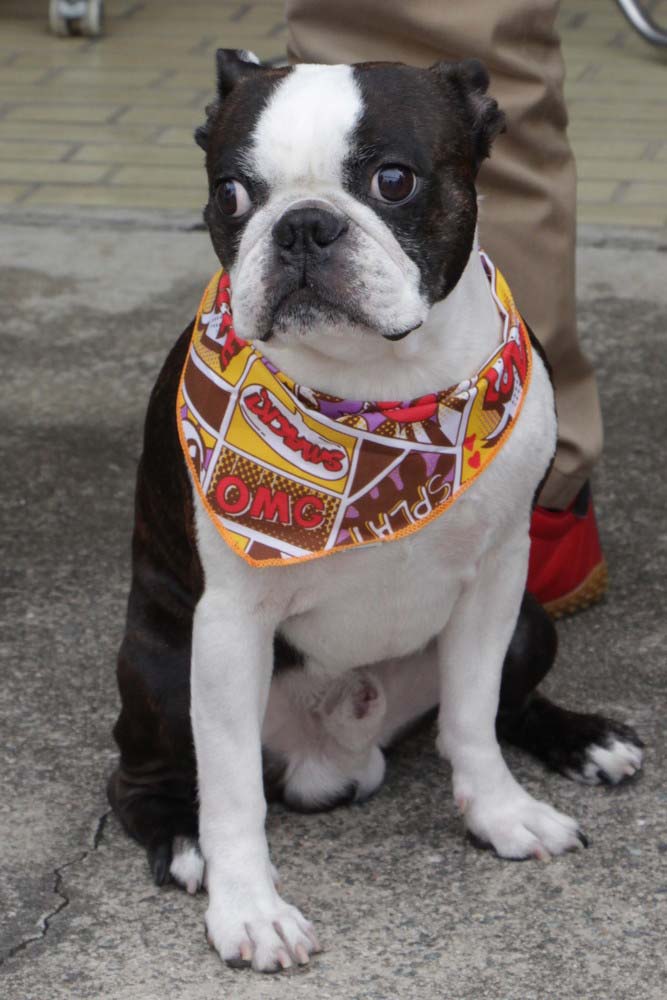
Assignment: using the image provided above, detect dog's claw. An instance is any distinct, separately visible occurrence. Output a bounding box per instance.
[305,926,321,952]
[226,956,251,970]
[577,830,589,849]
[276,948,292,970]
[148,841,172,886]
[294,943,310,965]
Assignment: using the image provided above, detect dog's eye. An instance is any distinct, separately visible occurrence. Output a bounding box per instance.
[370,165,417,204]
[216,179,252,218]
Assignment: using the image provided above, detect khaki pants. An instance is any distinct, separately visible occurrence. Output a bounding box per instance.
[285,0,602,509]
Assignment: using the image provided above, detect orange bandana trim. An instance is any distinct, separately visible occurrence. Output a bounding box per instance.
[177,252,532,567]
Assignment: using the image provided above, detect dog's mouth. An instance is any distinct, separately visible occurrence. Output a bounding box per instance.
[262,284,364,341]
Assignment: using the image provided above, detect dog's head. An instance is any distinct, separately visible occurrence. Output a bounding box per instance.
[196,51,504,349]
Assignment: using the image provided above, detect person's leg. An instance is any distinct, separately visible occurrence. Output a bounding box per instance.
[285,0,603,510]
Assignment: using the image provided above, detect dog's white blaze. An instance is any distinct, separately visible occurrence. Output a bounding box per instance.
[250,64,362,187]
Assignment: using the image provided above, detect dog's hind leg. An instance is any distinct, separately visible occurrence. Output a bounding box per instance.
[108,324,203,885]
[263,644,441,813]
[108,559,200,885]
[497,592,644,784]
[262,667,389,812]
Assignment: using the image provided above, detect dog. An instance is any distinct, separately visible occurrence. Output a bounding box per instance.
[108,50,644,973]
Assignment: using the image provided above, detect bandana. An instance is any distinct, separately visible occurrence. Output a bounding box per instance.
[177,252,532,567]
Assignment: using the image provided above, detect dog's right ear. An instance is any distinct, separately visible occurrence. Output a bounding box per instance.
[215,48,262,97]
[195,49,263,151]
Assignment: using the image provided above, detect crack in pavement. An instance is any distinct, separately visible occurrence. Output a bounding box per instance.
[0,809,111,966]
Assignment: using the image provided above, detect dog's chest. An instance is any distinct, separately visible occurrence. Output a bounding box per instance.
[279,506,484,671]
[193,351,555,674]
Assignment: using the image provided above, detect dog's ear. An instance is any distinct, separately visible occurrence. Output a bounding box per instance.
[195,49,263,151]
[215,48,262,97]
[430,58,506,172]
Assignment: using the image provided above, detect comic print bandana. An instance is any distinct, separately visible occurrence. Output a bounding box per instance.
[177,252,532,567]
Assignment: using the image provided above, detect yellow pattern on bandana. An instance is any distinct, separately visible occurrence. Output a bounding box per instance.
[177,252,532,566]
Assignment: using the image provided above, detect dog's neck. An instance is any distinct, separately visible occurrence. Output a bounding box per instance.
[256,242,502,400]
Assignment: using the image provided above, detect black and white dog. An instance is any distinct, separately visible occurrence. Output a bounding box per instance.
[109,51,644,973]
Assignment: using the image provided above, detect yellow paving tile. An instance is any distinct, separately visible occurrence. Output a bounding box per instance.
[0,121,160,143]
[0,161,109,184]
[158,71,219,89]
[570,138,649,160]
[23,184,206,211]
[565,81,667,103]
[0,23,89,45]
[0,84,203,108]
[0,182,32,204]
[114,106,202,126]
[110,164,205,189]
[0,139,73,161]
[9,50,205,70]
[577,160,667,183]
[621,183,667,207]
[577,203,667,227]
[568,120,665,140]
[72,142,202,166]
[587,63,667,85]
[566,102,667,122]
[0,67,51,85]
[155,127,202,146]
[52,67,168,86]
[3,104,122,124]
[576,180,620,203]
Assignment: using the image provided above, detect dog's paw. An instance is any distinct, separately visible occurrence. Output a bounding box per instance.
[170,837,206,894]
[169,839,283,895]
[461,788,585,860]
[205,895,320,973]
[566,733,644,786]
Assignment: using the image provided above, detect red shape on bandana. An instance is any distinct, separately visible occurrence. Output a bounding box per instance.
[464,434,476,451]
[220,328,244,368]
[469,451,481,469]
[378,394,438,423]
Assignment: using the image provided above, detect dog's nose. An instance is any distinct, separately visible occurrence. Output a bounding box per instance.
[272,207,348,253]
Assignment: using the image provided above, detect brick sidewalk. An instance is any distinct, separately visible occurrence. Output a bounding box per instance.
[0,0,665,223]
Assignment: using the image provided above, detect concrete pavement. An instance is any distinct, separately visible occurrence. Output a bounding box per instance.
[0,214,665,999]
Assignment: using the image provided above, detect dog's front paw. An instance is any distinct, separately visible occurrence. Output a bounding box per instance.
[460,786,586,860]
[206,894,320,973]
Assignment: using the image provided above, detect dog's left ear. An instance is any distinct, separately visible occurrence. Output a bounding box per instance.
[195,49,263,151]
[430,58,506,173]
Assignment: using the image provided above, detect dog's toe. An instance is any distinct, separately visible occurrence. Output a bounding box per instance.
[567,735,644,786]
[464,787,585,860]
[206,897,320,973]
[170,836,206,894]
